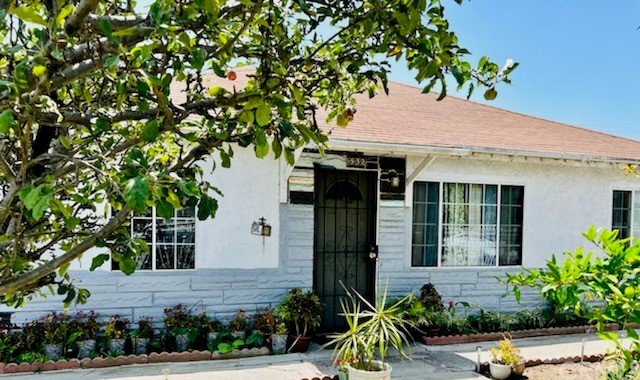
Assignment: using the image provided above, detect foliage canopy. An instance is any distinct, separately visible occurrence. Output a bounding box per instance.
[0,0,515,306]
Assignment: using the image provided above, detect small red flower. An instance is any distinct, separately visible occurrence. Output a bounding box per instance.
[449,299,455,308]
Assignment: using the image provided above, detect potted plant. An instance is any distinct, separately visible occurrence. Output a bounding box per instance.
[325,285,413,380]
[163,304,197,352]
[201,315,223,350]
[228,309,248,339]
[270,318,288,354]
[489,336,524,380]
[70,311,100,359]
[275,288,322,353]
[254,308,277,336]
[104,315,130,354]
[132,316,153,355]
[41,312,68,360]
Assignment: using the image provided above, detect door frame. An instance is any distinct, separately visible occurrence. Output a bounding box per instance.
[312,166,380,331]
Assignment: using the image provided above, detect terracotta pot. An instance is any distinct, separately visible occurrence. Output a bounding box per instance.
[347,361,392,380]
[287,335,311,353]
[489,362,511,380]
[513,359,526,377]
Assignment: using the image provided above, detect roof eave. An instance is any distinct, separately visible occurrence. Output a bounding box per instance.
[327,139,640,165]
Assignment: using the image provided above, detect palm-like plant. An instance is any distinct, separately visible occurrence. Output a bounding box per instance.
[326,284,414,372]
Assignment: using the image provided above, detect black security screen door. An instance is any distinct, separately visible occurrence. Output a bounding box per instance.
[314,169,377,331]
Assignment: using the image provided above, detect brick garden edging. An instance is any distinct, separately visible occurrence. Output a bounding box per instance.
[0,347,270,374]
[422,323,619,345]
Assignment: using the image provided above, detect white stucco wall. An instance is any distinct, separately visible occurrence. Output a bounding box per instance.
[75,145,281,271]
[406,155,639,268]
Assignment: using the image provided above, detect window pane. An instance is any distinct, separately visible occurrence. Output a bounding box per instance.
[499,186,524,265]
[177,245,195,269]
[132,219,152,242]
[156,245,175,270]
[157,219,175,243]
[176,220,195,244]
[613,190,632,239]
[136,250,152,270]
[441,183,498,267]
[411,182,439,266]
[177,208,195,218]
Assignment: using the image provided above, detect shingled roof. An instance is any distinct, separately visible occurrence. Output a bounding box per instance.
[323,81,640,163]
[177,69,640,163]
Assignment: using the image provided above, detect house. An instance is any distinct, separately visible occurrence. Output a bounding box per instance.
[8,70,640,331]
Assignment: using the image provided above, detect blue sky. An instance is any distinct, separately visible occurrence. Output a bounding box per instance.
[388,1,640,140]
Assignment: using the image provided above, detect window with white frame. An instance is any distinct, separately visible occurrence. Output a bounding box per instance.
[412,182,524,267]
[113,207,196,270]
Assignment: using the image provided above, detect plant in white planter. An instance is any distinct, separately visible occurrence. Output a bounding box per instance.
[132,317,153,355]
[70,311,101,359]
[104,315,130,354]
[489,337,524,380]
[324,284,414,380]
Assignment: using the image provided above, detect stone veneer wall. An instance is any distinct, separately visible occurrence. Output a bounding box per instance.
[8,204,315,326]
[7,200,543,327]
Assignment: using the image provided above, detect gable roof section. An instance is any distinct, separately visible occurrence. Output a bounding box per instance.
[321,81,640,163]
[175,70,640,163]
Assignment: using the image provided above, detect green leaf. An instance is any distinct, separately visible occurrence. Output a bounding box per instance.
[105,56,120,69]
[191,48,207,70]
[220,150,231,168]
[119,257,138,275]
[255,142,269,158]
[90,254,110,271]
[272,138,282,159]
[197,195,218,221]
[9,6,48,26]
[255,105,271,126]
[59,262,71,278]
[124,176,149,212]
[99,19,117,44]
[0,109,14,134]
[55,4,75,27]
[32,65,46,77]
[142,120,160,141]
[167,190,182,209]
[156,199,175,219]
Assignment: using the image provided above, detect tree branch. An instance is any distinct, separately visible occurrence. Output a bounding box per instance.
[65,0,100,35]
[0,206,131,295]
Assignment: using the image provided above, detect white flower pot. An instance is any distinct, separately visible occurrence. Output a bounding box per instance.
[270,334,287,353]
[133,337,149,355]
[77,339,96,359]
[44,343,63,361]
[347,361,392,380]
[489,362,512,380]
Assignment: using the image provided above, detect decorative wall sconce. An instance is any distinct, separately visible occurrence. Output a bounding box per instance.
[381,169,401,188]
[251,217,272,237]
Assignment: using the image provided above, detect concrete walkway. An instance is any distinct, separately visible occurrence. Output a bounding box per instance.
[1,330,630,380]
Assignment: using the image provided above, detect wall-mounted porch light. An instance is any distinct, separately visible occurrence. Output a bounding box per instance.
[381,169,401,188]
[251,217,272,237]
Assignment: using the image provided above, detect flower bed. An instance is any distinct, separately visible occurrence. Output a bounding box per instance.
[423,323,619,345]
[0,305,281,370]
[0,347,271,374]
